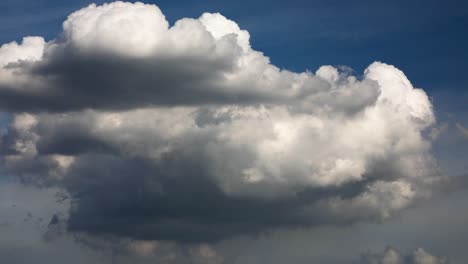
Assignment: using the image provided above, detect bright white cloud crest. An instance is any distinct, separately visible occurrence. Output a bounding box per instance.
[0,1,441,242]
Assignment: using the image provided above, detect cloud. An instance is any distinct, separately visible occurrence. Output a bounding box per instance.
[0,1,382,113]
[361,246,447,264]
[0,1,442,243]
[429,122,448,140]
[456,123,468,138]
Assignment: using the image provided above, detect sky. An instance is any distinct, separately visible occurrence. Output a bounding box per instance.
[0,1,467,263]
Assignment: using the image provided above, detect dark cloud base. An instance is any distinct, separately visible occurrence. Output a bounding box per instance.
[65,153,375,243]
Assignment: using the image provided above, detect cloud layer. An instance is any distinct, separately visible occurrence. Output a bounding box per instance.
[0,1,442,242]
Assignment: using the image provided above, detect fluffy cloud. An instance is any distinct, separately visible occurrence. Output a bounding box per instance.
[0,2,442,243]
[0,1,383,113]
[361,247,447,264]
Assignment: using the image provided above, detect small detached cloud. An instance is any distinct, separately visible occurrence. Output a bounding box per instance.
[456,123,468,138]
[429,122,448,140]
[361,246,447,264]
[0,1,443,243]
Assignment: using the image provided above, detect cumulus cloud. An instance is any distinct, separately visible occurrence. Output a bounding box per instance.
[0,1,383,113]
[361,246,447,264]
[0,1,443,243]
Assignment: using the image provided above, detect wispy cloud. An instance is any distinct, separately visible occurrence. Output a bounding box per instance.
[456,123,468,138]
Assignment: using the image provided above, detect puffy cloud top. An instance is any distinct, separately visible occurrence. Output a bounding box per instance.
[63,2,169,56]
[0,1,442,242]
[0,36,45,67]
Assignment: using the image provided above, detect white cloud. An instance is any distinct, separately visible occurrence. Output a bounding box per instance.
[0,1,443,242]
[0,36,45,67]
[63,2,169,56]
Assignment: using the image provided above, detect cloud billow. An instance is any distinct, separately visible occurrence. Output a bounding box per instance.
[0,1,442,243]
